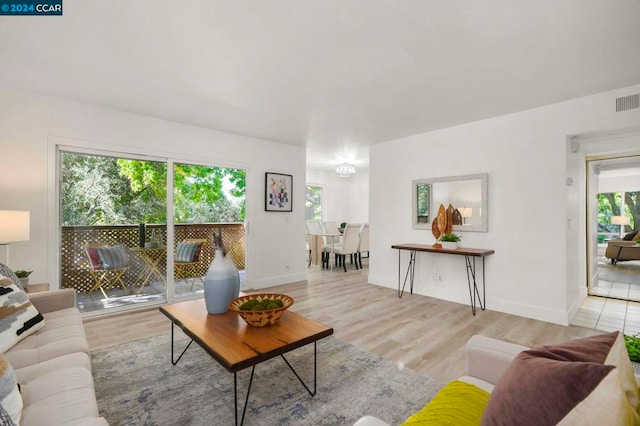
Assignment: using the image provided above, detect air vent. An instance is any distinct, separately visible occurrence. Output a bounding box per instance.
[616,93,640,113]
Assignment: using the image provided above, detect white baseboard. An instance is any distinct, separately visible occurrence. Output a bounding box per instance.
[368,273,570,325]
[247,272,307,290]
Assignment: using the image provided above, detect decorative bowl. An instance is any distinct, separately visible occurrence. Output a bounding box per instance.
[228,293,294,327]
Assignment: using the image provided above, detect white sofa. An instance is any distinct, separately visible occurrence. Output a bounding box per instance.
[3,289,107,426]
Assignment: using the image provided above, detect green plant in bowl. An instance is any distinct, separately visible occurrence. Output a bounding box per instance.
[14,270,33,278]
[440,233,461,243]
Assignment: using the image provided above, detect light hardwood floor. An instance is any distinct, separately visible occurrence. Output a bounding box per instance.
[84,261,600,384]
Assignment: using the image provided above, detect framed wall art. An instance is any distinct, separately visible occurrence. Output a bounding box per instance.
[265,172,293,212]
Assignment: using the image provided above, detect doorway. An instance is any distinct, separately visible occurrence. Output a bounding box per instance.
[586,155,640,302]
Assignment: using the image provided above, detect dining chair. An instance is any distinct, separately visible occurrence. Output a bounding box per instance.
[324,223,361,271]
[85,243,130,298]
[357,223,370,269]
[174,238,207,290]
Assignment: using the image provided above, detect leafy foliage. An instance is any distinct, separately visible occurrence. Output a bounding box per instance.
[62,153,245,226]
[598,191,639,235]
[624,334,640,363]
[305,185,323,221]
[440,233,461,242]
[14,270,33,278]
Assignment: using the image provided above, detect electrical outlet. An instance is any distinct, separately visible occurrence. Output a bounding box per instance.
[285,264,290,271]
[431,272,438,283]
[438,273,444,284]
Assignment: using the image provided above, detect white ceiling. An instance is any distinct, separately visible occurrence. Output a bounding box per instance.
[1,1,639,171]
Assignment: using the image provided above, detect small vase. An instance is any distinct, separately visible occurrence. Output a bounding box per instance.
[442,241,458,250]
[203,249,237,314]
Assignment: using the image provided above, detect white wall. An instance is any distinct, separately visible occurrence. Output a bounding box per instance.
[369,84,640,325]
[0,88,307,290]
[306,168,369,225]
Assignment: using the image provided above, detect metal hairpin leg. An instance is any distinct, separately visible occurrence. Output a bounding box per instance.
[465,256,486,315]
[234,341,318,426]
[398,249,416,298]
[170,323,194,366]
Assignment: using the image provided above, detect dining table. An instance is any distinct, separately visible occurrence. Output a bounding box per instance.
[307,232,342,270]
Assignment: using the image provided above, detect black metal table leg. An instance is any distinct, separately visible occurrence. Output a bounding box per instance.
[170,322,194,365]
[465,256,486,316]
[398,250,416,298]
[234,366,256,426]
[232,341,318,426]
[280,340,317,396]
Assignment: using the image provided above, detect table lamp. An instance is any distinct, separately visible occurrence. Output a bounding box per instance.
[459,207,473,225]
[0,210,30,266]
[611,215,630,238]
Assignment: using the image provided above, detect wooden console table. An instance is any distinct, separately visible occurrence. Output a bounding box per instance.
[391,243,495,315]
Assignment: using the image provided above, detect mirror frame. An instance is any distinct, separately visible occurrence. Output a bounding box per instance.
[412,173,488,233]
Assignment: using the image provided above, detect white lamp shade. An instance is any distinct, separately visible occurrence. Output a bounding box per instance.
[611,215,631,226]
[459,207,473,218]
[0,211,30,244]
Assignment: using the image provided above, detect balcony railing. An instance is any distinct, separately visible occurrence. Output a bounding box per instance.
[61,223,245,293]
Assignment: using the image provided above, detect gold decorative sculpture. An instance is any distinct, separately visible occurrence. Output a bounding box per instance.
[432,203,463,247]
[432,204,447,247]
[445,204,454,235]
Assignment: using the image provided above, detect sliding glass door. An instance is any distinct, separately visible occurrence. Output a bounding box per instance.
[170,162,246,301]
[60,149,168,314]
[59,148,247,314]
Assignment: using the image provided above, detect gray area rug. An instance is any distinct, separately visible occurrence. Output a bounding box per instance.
[92,333,441,425]
[599,262,640,285]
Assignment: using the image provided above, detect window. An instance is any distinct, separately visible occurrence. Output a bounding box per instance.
[305,185,323,221]
[59,150,246,315]
[597,191,638,241]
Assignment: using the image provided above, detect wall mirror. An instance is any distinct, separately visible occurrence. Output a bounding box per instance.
[412,173,488,232]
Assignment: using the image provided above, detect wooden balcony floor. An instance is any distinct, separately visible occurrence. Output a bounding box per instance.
[76,279,203,314]
[76,271,246,314]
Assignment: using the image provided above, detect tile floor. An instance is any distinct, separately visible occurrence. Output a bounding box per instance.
[573,296,640,336]
[572,261,640,335]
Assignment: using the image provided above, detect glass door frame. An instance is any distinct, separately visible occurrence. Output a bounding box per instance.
[57,145,171,316]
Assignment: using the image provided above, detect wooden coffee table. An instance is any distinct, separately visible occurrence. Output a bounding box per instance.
[159,299,334,426]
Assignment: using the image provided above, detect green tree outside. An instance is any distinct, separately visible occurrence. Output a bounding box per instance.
[62,152,245,226]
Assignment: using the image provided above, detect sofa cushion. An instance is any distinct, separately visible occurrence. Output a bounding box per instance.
[482,331,639,426]
[176,241,201,263]
[15,352,91,384]
[4,307,88,370]
[0,353,22,425]
[96,244,128,270]
[0,279,45,353]
[19,365,101,426]
[623,230,638,241]
[403,380,489,425]
[0,403,16,426]
[0,263,23,291]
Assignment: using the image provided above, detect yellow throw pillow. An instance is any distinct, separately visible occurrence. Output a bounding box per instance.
[402,380,490,425]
